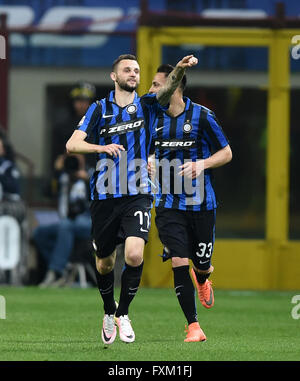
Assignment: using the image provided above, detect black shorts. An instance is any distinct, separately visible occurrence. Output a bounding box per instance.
[155,207,216,270]
[90,195,153,258]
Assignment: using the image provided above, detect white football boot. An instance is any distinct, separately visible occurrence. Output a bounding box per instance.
[115,315,135,343]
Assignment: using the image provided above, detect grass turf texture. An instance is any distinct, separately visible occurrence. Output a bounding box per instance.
[0,287,299,361]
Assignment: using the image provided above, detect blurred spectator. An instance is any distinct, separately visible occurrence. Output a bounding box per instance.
[0,128,27,285]
[31,154,92,287]
[51,81,96,166]
[31,82,96,287]
[0,129,26,221]
[0,136,20,201]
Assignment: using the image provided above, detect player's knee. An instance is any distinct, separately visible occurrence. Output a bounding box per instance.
[125,249,143,267]
[172,257,189,268]
[95,255,115,275]
[96,261,114,275]
[125,237,144,266]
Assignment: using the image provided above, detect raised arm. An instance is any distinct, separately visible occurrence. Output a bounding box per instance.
[157,55,198,106]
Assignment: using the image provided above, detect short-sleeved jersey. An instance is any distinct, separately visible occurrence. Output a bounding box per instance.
[77,91,165,200]
[153,97,229,211]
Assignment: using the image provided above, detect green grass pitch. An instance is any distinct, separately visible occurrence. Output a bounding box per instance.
[0,286,299,361]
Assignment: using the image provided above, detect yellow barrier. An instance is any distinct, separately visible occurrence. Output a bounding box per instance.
[138,27,300,290]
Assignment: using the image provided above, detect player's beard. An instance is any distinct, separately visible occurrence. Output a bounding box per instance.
[116,77,138,93]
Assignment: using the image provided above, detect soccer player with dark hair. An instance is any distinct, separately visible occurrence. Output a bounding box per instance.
[66,54,198,345]
[148,64,232,342]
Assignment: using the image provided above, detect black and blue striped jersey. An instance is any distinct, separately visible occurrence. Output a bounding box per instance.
[77,90,165,200]
[153,97,229,211]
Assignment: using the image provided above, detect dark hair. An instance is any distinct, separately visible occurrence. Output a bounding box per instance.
[112,54,137,72]
[156,64,187,92]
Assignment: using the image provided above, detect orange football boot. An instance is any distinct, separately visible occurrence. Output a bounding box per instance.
[191,267,214,309]
[184,322,206,342]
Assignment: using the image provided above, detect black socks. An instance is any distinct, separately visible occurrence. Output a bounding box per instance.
[115,261,144,318]
[194,269,211,284]
[95,269,116,315]
[173,265,198,325]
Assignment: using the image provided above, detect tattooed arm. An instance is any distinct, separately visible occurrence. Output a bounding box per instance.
[156,55,198,106]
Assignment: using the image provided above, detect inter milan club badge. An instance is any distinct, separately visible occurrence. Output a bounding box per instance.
[126,104,137,114]
[183,121,193,133]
